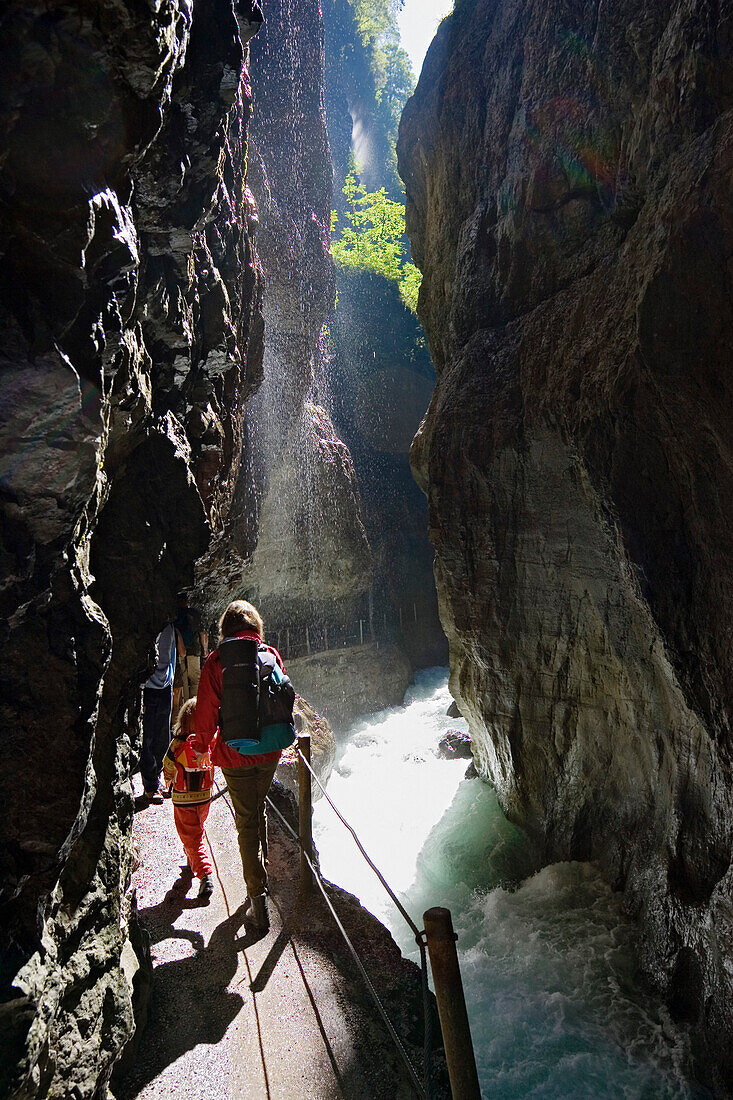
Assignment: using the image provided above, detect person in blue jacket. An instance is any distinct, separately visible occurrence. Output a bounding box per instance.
[141,622,177,802]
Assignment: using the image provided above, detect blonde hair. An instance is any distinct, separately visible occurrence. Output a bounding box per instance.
[174,697,196,738]
[219,599,264,640]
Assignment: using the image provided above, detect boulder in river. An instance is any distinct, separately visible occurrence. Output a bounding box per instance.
[437,729,472,760]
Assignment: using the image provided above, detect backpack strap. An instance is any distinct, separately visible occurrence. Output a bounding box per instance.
[258,645,295,729]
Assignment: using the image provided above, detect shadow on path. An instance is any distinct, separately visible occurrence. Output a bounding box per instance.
[116,906,263,1099]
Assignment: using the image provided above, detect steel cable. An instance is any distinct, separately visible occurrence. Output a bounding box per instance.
[296,749,420,935]
[212,773,435,1100]
[263,792,427,1100]
[295,751,436,1100]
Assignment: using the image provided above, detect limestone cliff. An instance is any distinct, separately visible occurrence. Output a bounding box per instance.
[399,0,733,1089]
[196,0,373,632]
[322,1,448,670]
[328,267,448,669]
[0,2,263,1094]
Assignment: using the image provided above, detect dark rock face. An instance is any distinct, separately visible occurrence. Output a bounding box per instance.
[398,0,733,1088]
[287,642,413,730]
[328,268,448,669]
[200,0,373,629]
[436,730,472,760]
[0,2,263,1094]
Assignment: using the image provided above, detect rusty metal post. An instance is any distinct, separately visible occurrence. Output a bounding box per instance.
[423,907,481,1100]
[298,734,313,895]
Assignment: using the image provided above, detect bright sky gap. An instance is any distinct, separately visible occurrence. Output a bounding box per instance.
[398,0,454,80]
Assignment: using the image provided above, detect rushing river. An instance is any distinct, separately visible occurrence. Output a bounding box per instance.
[313,668,709,1099]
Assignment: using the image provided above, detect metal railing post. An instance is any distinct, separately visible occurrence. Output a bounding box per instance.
[423,907,480,1100]
[298,734,313,895]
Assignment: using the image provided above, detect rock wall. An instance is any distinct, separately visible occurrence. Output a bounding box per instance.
[276,696,336,801]
[329,267,448,669]
[198,0,373,630]
[287,643,413,731]
[398,0,733,1089]
[0,2,264,1094]
[322,2,448,670]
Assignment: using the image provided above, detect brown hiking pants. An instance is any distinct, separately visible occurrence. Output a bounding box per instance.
[222,761,278,898]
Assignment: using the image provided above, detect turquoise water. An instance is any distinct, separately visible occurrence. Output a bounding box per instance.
[313,668,709,1099]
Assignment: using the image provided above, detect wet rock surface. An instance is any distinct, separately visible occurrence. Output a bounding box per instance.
[277,696,337,803]
[287,644,413,732]
[0,2,263,1094]
[436,730,472,761]
[327,267,448,670]
[398,0,733,1090]
[198,0,373,628]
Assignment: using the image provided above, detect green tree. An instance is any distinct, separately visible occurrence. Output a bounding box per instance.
[331,170,422,313]
[378,33,415,134]
[399,262,422,313]
[348,0,415,149]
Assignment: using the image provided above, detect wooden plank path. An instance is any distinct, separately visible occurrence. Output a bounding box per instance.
[116,774,420,1100]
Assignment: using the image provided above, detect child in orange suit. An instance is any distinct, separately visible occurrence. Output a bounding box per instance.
[163,697,215,901]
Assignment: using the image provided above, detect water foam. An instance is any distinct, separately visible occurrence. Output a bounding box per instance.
[314,668,709,1099]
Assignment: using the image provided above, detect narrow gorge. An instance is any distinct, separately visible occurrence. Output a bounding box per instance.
[1,0,732,1097]
[399,0,733,1092]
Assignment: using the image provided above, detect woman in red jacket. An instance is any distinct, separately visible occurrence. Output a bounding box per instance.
[192,599,294,930]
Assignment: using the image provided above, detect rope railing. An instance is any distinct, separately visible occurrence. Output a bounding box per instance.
[212,739,481,1100]
[294,747,436,1100]
[212,775,428,1098]
[264,793,429,1100]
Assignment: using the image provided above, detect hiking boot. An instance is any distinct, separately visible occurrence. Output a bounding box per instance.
[243,894,269,929]
[144,789,164,805]
[198,875,214,901]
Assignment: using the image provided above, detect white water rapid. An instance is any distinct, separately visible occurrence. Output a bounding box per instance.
[313,668,710,1099]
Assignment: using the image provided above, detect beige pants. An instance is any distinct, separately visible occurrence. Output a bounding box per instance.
[222,761,279,897]
[181,655,201,701]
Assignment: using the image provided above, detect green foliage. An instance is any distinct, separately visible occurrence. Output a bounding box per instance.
[350,0,392,46]
[332,172,403,280]
[399,262,422,314]
[348,0,415,142]
[331,170,422,313]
